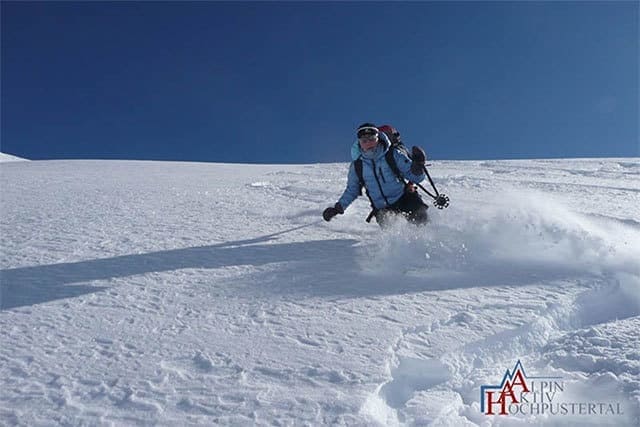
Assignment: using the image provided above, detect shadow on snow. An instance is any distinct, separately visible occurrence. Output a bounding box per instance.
[1,222,590,310]
[0,222,351,309]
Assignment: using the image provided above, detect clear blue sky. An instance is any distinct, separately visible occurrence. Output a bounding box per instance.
[1,1,638,163]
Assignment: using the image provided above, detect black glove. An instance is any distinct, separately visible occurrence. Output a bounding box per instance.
[410,146,427,175]
[322,202,344,222]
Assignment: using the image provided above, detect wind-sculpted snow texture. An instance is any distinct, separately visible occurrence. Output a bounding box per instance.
[1,158,639,426]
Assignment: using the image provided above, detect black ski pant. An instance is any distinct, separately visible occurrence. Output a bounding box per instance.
[374,190,429,227]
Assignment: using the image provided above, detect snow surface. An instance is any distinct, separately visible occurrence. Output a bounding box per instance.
[0,152,28,162]
[1,158,639,426]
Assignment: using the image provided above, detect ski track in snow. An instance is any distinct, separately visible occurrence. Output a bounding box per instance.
[1,158,639,426]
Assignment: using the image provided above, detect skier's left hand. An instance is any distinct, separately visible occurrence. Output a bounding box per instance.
[410,146,427,174]
[411,146,426,163]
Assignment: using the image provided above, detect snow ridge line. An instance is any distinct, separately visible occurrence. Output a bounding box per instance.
[361,273,640,425]
[448,274,639,386]
[361,316,460,426]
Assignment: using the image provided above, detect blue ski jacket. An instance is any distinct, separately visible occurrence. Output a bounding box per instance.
[338,134,426,210]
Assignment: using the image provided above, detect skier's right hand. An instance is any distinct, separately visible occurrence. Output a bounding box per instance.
[322,202,344,222]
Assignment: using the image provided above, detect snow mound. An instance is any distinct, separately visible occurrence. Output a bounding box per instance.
[0,152,28,162]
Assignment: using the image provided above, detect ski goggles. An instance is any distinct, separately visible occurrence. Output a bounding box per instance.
[357,126,379,139]
[358,134,379,144]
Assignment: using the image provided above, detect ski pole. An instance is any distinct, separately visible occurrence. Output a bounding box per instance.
[415,182,438,200]
[422,165,450,209]
[423,165,440,196]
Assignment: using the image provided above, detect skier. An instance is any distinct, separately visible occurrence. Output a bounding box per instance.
[322,123,429,227]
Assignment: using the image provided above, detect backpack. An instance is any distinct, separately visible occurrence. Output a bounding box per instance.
[376,124,412,178]
[377,125,404,151]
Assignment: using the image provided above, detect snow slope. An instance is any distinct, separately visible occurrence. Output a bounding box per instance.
[0,152,28,162]
[1,158,639,426]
